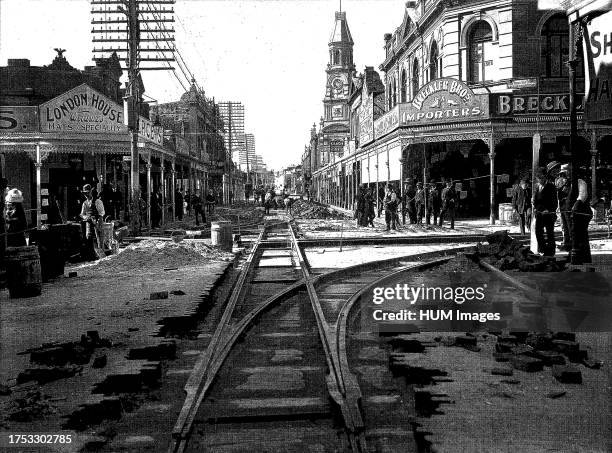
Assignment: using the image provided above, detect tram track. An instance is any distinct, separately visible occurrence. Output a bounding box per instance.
[167,216,595,452]
[168,219,473,453]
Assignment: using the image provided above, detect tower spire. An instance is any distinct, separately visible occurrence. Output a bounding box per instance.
[339,0,342,12]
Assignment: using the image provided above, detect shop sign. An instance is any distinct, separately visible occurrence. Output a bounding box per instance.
[506,78,538,89]
[582,11,612,123]
[138,117,163,146]
[491,93,584,116]
[400,78,489,125]
[374,105,399,139]
[359,95,374,145]
[40,84,126,134]
[0,106,39,133]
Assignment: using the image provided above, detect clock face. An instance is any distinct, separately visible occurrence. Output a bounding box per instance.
[332,78,343,91]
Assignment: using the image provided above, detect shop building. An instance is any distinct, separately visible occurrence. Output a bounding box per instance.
[310,0,612,222]
[0,51,207,228]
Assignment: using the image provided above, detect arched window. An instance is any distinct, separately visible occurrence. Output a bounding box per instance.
[333,50,340,65]
[540,15,569,78]
[400,68,407,103]
[468,21,493,83]
[411,58,419,99]
[430,41,439,80]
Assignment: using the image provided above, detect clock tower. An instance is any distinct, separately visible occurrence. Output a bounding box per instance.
[321,7,355,162]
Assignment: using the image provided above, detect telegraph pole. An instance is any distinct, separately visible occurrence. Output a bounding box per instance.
[91,0,175,234]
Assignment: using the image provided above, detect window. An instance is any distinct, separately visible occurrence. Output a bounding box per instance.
[411,58,419,98]
[540,15,569,78]
[468,21,493,83]
[400,68,407,103]
[333,50,340,65]
[430,41,439,80]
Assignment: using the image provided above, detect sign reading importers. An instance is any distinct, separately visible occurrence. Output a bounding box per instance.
[400,78,489,126]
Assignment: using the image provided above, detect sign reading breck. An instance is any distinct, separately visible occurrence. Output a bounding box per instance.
[400,78,488,125]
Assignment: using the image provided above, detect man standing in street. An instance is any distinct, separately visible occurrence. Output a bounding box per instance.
[555,163,571,251]
[175,188,184,221]
[383,185,398,231]
[439,180,457,229]
[80,184,105,258]
[512,177,531,235]
[427,179,441,226]
[533,165,558,257]
[192,191,205,226]
[414,182,426,225]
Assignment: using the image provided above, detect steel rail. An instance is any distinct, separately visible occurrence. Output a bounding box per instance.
[168,228,476,453]
[169,225,267,453]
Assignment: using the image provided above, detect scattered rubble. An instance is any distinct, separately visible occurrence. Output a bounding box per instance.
[22,331,111,368]
[75,239,234,275]
[16,365,83,385]
[4,390,57,422]
[290,199,351,219]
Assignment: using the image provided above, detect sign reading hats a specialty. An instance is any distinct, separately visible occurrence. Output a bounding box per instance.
[582,11,612,124]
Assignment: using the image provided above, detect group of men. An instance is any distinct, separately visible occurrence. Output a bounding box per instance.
[531,161,593,264]
[174,189,217,226]
[354,180,458,231]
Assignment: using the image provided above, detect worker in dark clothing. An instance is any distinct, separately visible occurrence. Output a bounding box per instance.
[512,178,531,235]
[414,182,426,225]
[426,180,441,226]
[4,188,27,247]
[383,185,398,231]
[405,184,417,224]
[555,163,571,251]
[175,189,184,221]
[439,180,457,229]
[192,191,205,226]
[533,167,558,256]
[377,186,385,218]
[151,188,162,229]
[365,188,376,227]
[205,190,216,215]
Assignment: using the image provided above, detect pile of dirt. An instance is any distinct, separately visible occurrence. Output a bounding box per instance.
[291,200,351,219]
[77,239,234,274]
[214,206,264,223]
[475,231,566,272]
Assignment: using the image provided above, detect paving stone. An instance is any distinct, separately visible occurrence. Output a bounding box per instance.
[583,358,603,369]
[493,352,513,362]
[510,356,544,372]
[552,340,579,354]
[552,365,582,384]
[491,367,513,376]
[150,291,169,300]
[529,350,565,366]
[92,354,107,369]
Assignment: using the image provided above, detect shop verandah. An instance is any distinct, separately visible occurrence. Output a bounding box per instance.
[0,137,207,230]
[311,118,612,224]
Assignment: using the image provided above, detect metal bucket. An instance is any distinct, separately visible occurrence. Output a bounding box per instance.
[211,221,233,251]
[5,246,42,298]
[498,203,517,225]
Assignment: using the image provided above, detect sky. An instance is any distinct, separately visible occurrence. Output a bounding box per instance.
[0,0,404,170]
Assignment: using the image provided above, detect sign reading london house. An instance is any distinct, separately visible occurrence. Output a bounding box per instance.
[40,84,163,145]
[41,84,125,133]
[400,78,488,125]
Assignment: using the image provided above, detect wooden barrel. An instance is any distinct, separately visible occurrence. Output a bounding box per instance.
[211,221,232,251]
[5,246,42,298]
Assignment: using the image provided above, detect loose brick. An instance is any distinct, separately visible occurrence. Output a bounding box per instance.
[552,365,582,384]
[493,352,513,362]
[455,336,477,347]
[583,358,602,369]
[495,342,515,353]
[511,356,544,372]
[552,332,576,342]
[529,350,565,366]
[498,335,519,344]
[92,354,107,369]
[552,340,579,355]
[150,291,169,300]
[546,391,567,399]
[491,367,513,376]
[567,348,588,363]
[510,345,534,356]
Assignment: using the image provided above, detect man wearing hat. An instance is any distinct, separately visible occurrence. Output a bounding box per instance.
[4,188,27,247]
[426,179,441,226]
[439,179,457,229]
[80,184,105,257]
[533,165,558,256]
[414,181,426,225]
[555,163,572,251]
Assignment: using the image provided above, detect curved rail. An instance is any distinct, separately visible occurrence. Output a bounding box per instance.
[169,220,476,453]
